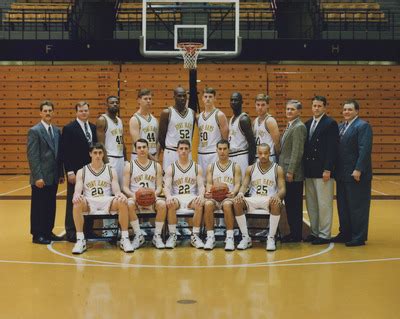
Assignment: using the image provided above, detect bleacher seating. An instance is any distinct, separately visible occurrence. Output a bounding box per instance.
[321,1,386,22]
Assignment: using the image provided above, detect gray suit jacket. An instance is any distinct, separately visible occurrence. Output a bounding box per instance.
[279,117,307,181]
[336,117,373,182]
[27,122,63,185]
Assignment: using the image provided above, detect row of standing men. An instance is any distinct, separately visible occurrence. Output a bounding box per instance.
[27,87,372,248]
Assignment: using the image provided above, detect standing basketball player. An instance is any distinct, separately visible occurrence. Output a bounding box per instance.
[158,86,195,172]
[204,139,242,251]
[234,144,286,251]
[253,93,281,162]
[122,139,166,249]
[71,143,133,254]
[228,92,256,177]
[129,88,159,161]
[198,87,229,178]
[163,140,205,249]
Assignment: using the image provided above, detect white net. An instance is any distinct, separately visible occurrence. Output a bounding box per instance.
[177,42,203,69]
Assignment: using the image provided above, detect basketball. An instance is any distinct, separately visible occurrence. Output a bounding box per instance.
[135,188,156,207]
[211,183,229,202]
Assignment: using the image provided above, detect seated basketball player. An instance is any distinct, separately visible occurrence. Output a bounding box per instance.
[71,143,133,254]
[204,139,242,251]
[163,140,205,249]
[122,138,166,249]
[234,144,286,251]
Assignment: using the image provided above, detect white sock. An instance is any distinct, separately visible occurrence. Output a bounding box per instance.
[155,222,163,235]
[130,220,141,235]
[226,230,234,238]
[193,227,200,235]
[207,230,215,238]
[121,230,129,239]
[235,215,249,237]
[76,232,85,240]
[269,214,280,238]
[168,224,177,234]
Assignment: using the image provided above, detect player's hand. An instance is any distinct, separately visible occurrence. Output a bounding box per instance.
[270,196,281,207]
[286,172,294,183]
[67,173,76,184]
[234,192,244,204]
[322,170,331,182]
[226,191,234,198]
[115,193,127,203]
[35,179,45,188]
[352,170,361,182]
[166,196,175,208]
[59,177,65,184]
[204,191,212,199]
[72,193,84,204]
[194,195,204,206]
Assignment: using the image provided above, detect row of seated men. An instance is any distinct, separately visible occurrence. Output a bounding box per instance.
[27,88,372,256]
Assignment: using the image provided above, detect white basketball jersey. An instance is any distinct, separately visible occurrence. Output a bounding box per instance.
[212,160,236,192]
[254,115,275,155]
[198,108,222,154]
[249,162,278,196]
[132,112,158,155]
[165,107,195,150]
[129,159,157,193]
[82,164,113,197]
[102,114,124,157]
[171,160,198,195]
[228,113,248,153]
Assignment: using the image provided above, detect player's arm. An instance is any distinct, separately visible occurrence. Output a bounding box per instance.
[270,166,286,206]
[266,116,281,155]
[96,116,106,145]
[205,164,213,198]
[155,163,163,197]
[163,165,174,207]
[72,169,84,204]
[229,163,242,198]
[111,167,127,201]
[240,115,256,165]
[122,161,135,199]
[193,165,205,205]
[27,128,44,187]
[235,165,252,203]
[158,109,170,150]
[129,116,140,152]
[217,111,229,140]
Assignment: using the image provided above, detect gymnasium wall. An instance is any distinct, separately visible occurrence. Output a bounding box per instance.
[0,64,398,174]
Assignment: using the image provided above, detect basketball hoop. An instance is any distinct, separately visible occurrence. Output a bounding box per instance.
[177,42,204,69]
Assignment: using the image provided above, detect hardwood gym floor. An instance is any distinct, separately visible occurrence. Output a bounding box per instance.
[0,175,399,319]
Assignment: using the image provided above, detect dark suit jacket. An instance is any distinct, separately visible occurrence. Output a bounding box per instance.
[336,117,373,182]
[60,120,97,174]
[303,114,339,178]
[27,122,63,185]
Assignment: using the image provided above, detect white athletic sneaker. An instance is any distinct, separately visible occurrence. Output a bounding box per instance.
[141,221,154,236]
[120,237,134,253]
[237,236,252,250]
[191,234,205,249]
[132,234,145,250]
[234,229,240,237]
[224,236,235,251]
[152,234,165,249]
[178,220,192,236]
[72,239,87,254]
[214,228,226,237]
[266,236,276,251]
[204,236,216,250]
[255,229,269,237]
[165,233,177,249]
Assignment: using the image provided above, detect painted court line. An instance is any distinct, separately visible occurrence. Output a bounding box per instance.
[0,185,30,196]
[371,188,388,196]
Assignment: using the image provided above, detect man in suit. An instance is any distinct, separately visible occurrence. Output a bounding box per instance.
[333,99,373,247]
[278,100,307,243]
[27,100,64,244]
[60,101,97,242]
[303,96,339,245]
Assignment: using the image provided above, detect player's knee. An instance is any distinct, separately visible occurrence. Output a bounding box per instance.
[204,200,214,211]
[270,202,281,215]
[222,200,233,212]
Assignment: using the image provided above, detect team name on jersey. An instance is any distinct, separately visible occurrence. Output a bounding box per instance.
[175,122,193,130]
[251,178,275,188]
[86,180,109,189]
[213,175,234,185]
[173,176,196,187]
[132,173,156,184]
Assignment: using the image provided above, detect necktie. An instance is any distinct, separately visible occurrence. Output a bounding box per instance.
[48,126,54,143]
[84,122,92,145]
[309,120,317,141]
[339,122,348,138]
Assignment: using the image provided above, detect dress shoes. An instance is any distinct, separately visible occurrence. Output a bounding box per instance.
[66,233,77,243]
[32,236,51,245]
[303,234,317,242]
[312,237,330,245]
[50,233,64,241]
[345,240,365,247]
[330,233,349,243]
[281,234,302,243]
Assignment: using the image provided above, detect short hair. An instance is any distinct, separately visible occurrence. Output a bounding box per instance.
[106,95,119,103]
[257,143,271,152]
[135,138,149,148]
[216,139,230,148]
[203,87,216,96]
[75,101,89,111]
[344,99,360,111]
[177,139,191,148]
[40,100,54,111]
[255,93,270,103]
[287,99,302,110]
[89,143,108,163]
[312,95,327,106]
[137,88,152,99]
